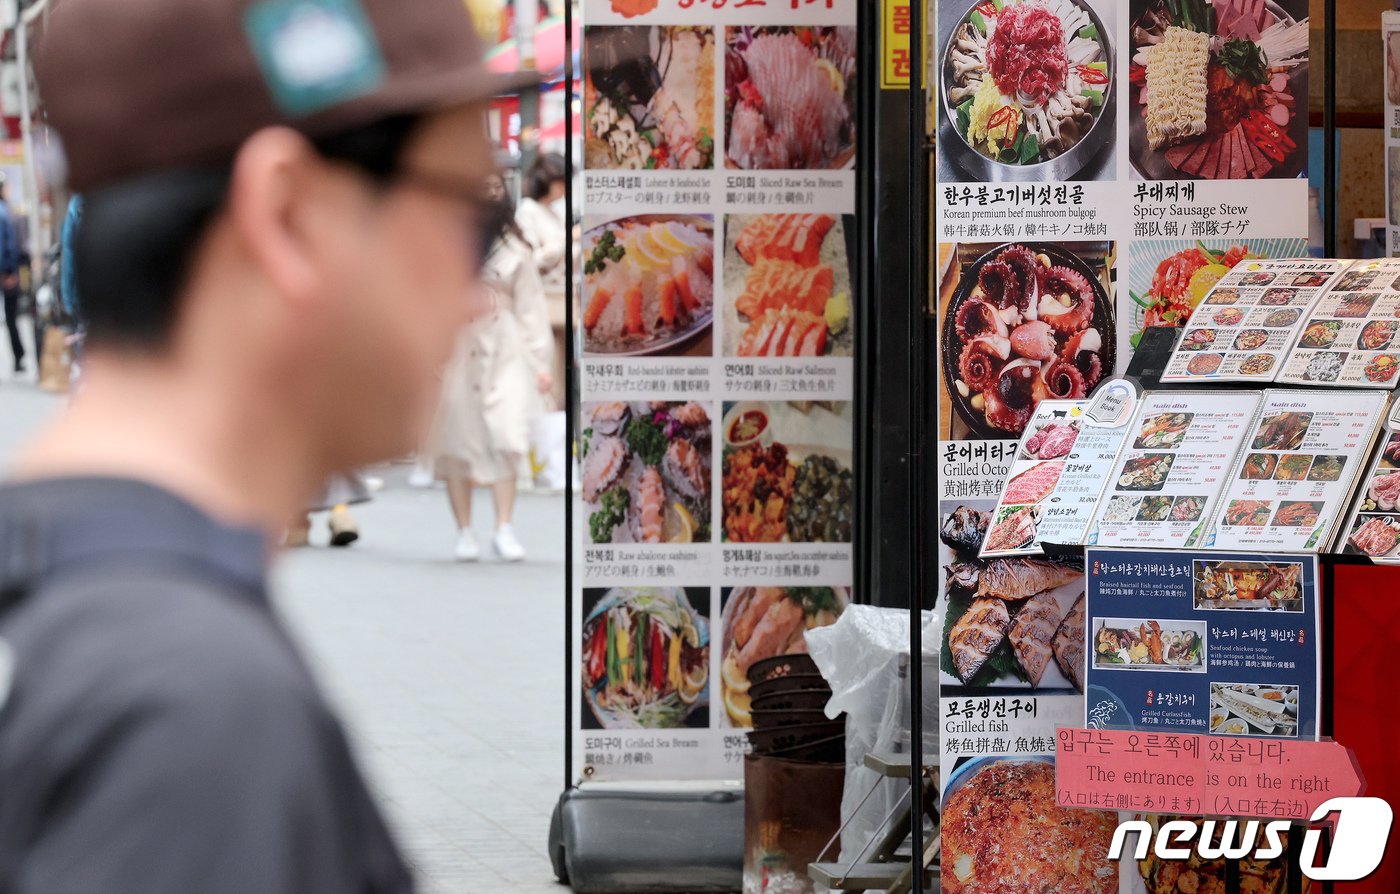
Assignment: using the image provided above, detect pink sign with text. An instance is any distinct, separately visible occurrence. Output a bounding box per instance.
[1056,728,1364,819]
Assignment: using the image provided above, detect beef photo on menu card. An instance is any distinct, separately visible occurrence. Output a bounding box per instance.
[1342,431,1400,560]
[937,0,1118,182]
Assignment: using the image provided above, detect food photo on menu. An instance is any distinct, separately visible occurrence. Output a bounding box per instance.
[936,0,1118,182]
[723,26,856,171]
[980,400,1134,556]
[1194,559,1305,611]
[1133,814,1300,893]
[1205,390,1386,553]
[717,586,847,728]
[1160,259,1347,383]
[1209,682,1300,737]
[584,26,715,170]
[1342,430,1400,560]
[941,757,1119,894]
[580,587,710,730]
[581,401,713,545]
[1088,390,1262,550]
[721,213,855,358]
[1128,0,1310,180]
[940,501,1087,692]
[1278,258,1400,387]
[720,401,853,543]
[1092,617,1207,672]
[582,214,715,357]
[1122,238,1306,358]
[937,241,1115,440]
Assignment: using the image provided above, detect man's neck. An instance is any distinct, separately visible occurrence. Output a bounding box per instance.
[10,352,319,541]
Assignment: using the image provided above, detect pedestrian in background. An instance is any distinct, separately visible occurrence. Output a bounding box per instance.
[431,172,553,562]
[516,152,567,410]
[1,175,25,374]
[0,0,532,890]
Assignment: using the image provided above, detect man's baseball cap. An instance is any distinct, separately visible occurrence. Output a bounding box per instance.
[37,0,539,192]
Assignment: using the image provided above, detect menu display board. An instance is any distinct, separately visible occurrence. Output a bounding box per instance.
[1160,259,1347,383]
[1204,389,1387,554]
[1277,257,1400,388]
[1087,391,1262,552]
[980,400,1133,557]
[1339,406,1400,561]
[1084,548,1321,741]
[574,0,858,784]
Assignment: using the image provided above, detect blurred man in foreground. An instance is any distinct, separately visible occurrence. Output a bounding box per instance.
[0,1,531,890]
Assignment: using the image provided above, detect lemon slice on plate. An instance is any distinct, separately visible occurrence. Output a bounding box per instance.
[663,502,696,543]
[679,662,708,705]
[1188,264,1230,309]
[814,58,844,95]
[653,222,692,256]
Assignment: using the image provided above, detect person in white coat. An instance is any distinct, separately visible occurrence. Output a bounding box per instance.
[515,152,568,409]
[431,173,554,561]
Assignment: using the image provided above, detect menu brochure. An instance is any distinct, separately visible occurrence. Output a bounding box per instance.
[1338,397,1400,562]
[979,400,1134,558]
[1088,391,1264,551]
[1202,390,1388,553]
[1276,257,1400,389]
[1161,259,1349,383]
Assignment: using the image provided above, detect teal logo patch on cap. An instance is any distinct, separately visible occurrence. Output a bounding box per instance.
[245,0,386,117]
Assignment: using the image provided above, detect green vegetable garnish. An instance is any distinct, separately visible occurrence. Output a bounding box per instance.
[1219,38,1269,85]
[1018,132,1040,164]
[1078,24,1098,40]
[585,230,626,276]
[589,486,630,543]
[625,416,669,467]
[790,587,840,615]
[955,99,973,136]
[969,9,987,34]
[1081,88,1103,108]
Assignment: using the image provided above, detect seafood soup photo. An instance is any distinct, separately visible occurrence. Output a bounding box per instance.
[581,587,710,729]
[582,401,713,545]
[940,0,1117,182]
[585,26,716,170]
[583,215,715,356]
[724,27,857,170]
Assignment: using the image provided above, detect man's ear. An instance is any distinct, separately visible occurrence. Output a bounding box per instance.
[226,127,327,309]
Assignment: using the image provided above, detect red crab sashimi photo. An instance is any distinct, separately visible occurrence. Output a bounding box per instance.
[1128,0,1310,179]
[1130,242,1255,347]
[939,242,1115,439]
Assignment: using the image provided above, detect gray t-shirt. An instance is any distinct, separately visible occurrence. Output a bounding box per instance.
[0,477,414,893]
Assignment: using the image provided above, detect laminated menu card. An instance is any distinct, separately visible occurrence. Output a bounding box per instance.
[1339,398,1400,562]
[1086,391,1263,551]
[1160,259,1348,384]
[1276,258,1400,388]
[979,399,1134,558]
[1203,389,1387,553]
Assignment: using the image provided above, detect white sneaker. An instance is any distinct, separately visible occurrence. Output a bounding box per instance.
[408,467,434,488]
[454,528,481,562]
[494,524,525,562]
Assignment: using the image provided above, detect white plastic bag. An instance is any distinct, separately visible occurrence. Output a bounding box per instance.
[530,410,568,490]
[806,606,941,863]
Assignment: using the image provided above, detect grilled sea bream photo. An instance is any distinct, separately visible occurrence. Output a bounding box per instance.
[977,558,1081,601]
[949,597,1013,682]
[1053,592,1087,692]
[1007,590,1069,686]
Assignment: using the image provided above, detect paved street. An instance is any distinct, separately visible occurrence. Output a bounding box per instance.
[0,377,568,894]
